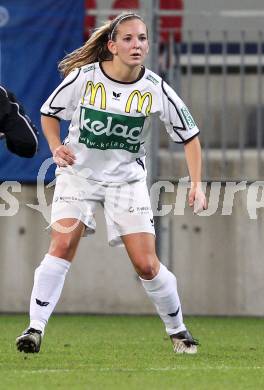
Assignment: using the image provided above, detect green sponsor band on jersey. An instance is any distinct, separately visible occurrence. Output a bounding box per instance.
[79,106,145,153]
[181,106,196,130]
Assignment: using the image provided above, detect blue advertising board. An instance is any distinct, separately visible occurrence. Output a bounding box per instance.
[0,0,84,182]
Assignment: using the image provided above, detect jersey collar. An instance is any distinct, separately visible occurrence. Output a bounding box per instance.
[99,62,145,85]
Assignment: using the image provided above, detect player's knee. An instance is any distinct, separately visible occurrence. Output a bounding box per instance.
[135,255,159,280]
[49,235,76,261]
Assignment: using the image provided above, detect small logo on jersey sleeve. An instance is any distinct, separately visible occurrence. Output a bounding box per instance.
[83,64,96,73]
[146,74,159,85]
[181,107,196,130]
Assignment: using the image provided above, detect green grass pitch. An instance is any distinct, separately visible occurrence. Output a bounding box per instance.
[1,315,264,389]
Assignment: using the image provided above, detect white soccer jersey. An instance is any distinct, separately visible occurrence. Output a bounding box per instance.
[41,62,199,182]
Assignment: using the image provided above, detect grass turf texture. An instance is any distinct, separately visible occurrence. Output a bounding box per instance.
[0,315,264,389]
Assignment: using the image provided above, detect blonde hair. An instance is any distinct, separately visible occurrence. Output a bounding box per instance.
[58,12,145,77]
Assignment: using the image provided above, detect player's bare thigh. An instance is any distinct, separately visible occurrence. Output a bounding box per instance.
[121,232,160,280]
[48,218,85,262]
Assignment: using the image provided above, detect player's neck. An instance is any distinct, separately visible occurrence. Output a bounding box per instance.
[101,60,142,83]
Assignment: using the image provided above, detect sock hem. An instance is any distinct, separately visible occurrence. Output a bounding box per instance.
[140,263,172,290]
[29,320,46,334]
[42,253,71,271]
[166,323,187,336]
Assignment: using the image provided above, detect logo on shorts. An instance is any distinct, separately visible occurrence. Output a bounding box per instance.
[79,107,145,153]
[127,206,151,215]
[54,196,85,202]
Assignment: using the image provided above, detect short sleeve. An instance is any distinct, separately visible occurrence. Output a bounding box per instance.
[40,68,84,121]
[159,80,200,144]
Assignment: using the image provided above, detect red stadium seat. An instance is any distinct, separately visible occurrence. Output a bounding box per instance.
[110,0,139,20]
[159,0,183,43]
[111,0,182,42]
[84,0,97,40]
[112,0,139,10]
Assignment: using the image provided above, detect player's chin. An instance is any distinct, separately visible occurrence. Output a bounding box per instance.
[128,56,143,65]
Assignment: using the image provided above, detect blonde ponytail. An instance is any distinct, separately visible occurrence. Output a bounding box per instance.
[58,21,112,77]
[58,13,145,77]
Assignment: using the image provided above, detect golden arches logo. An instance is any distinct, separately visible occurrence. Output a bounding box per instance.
[125,90,152,116]
[82,81,106,110]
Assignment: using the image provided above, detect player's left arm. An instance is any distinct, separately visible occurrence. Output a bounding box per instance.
[184,136,207,213]
[158,79,207,213]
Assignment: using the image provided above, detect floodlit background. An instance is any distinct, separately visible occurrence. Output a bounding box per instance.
[0,0,263,316]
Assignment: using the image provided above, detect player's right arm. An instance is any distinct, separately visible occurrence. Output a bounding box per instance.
[41,116,75,167]
[40,67,85,166]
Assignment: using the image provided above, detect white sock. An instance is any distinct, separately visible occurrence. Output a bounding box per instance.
[29,254,71,334]
[140,263,186,336]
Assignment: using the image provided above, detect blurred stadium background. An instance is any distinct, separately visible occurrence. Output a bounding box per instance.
[0,0,263,316]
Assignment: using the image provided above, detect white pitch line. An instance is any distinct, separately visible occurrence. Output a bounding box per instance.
[12,366,264,374]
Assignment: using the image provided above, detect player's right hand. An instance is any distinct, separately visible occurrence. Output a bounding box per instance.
[53,145,76,167]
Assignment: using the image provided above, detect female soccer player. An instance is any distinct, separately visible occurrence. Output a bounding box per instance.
[16,12,206,354]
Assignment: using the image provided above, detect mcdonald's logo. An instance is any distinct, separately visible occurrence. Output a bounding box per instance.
[82,81,106,110]
[125,90,152,116]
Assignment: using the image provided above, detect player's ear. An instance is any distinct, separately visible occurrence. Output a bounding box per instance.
[107,40,118,56]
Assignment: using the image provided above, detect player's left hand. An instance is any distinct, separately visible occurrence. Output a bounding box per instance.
[188,186,207,214]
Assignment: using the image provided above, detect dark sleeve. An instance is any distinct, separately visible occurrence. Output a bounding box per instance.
[0,86,39,157]
[0,87,11,120]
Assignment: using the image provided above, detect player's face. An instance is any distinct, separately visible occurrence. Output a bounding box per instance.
[110,19,149,67]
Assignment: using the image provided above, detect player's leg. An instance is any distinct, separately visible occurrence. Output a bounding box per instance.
[30,218,85,330]
[17,173,99,353]
[16,219,85,353]
[122,232,185,331]
[104,180,198,353]
[121,232,198,353]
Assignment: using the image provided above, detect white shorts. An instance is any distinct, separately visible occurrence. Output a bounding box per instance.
[50,173,155,247]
